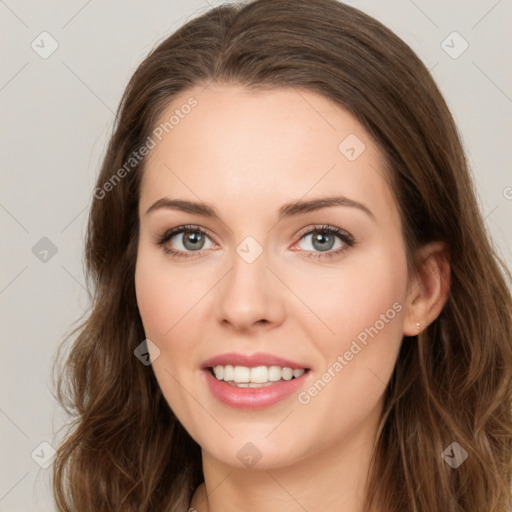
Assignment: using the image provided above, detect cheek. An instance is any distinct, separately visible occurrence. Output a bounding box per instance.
[134,246,198,340]
[293,269,406,446]
[135,254,169,339]
[134,254,189,359]
[297,245,407,403]
[290,247,407,347]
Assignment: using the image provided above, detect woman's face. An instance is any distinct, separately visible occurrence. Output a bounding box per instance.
[135,83,411,469]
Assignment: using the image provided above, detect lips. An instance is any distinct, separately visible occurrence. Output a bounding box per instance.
[202,366,311,410]
[201,352,310,371]
[200,352,312,410]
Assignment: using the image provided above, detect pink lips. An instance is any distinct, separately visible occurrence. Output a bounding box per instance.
[201,352,310,371]
[201,352,311,410]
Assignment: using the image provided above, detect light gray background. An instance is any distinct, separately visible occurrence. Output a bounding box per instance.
[1,1,511,510]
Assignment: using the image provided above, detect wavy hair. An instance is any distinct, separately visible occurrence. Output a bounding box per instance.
[51,0,512,510]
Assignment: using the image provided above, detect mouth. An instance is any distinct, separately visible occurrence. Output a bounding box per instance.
[200,352,312,409]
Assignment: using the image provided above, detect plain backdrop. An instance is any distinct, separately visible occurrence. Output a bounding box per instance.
[1,0,511,510]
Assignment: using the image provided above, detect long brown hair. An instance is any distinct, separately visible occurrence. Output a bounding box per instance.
[51,1,512,510]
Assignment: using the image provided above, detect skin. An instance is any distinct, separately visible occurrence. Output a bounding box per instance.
[134,83,450,512]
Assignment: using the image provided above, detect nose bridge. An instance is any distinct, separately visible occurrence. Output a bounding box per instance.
[215,234,283,328]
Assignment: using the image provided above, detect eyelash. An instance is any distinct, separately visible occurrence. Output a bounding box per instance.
[155,224,355,261]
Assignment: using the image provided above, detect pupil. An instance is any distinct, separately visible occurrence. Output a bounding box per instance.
[184,231,203,250]
[313,231,334,251]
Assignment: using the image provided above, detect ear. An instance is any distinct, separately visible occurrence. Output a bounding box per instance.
[402,241,451,336]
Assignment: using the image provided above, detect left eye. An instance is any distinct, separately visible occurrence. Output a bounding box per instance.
[294,226,354,256]
[299,230,340,252]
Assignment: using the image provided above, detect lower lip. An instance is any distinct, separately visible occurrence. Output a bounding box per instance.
[202,369,310,410]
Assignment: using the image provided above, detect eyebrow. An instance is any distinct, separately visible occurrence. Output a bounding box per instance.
[146,195,375,221]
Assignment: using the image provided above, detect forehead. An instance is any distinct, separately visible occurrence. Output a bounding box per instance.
[139,84,398,225]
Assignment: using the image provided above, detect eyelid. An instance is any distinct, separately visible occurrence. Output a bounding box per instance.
[294,224,354,245]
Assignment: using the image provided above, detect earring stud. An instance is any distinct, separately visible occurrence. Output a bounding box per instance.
[416,321,420,331]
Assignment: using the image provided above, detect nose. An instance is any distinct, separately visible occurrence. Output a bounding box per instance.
[215,245,285,333]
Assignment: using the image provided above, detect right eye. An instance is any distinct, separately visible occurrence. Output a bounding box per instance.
[156,225,216,260]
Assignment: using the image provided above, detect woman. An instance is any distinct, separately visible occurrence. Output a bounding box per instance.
[51,0,512,510]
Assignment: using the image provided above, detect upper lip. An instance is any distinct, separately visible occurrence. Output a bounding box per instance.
[202,352,310,370]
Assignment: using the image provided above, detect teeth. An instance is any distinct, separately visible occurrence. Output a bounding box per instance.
[233,366,250,383]
[282,367,293,381]
[213,366,224,380]
[268,366,282,381]
[250,365,268,383]
[223,365,234,381]
[212,365,306,384]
